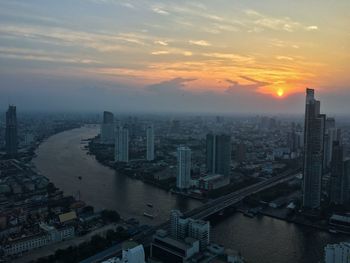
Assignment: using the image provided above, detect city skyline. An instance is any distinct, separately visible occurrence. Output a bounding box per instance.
[0,0,349,114]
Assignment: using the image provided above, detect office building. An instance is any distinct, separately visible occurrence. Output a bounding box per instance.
[101,111,115,144]
[324,242,350,263]
[170,210,189,240]
[5,105,18,158]
[324,126,341,168]
[206,134,231,177]
[115,126,129,162]
[170,210,210,251]
[146,125,155,161]
[329,141,344,205]
[342,159,350,204]
[236,142,246,163]
[188,219,210,251]
[176,146,191,190]
[151,230,200,263]
[302,88,326,209]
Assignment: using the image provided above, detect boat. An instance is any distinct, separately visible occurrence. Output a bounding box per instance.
[243,211,254,218]
[147,203,153,208]
[329,228,338,234]
[143,212,154,219]
[78,176,82,180]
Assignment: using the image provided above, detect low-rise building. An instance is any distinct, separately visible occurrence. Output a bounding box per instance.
[325,242,350,263]
[2,223,75,256]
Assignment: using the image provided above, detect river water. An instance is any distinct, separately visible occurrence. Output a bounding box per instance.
[33,126,348,263]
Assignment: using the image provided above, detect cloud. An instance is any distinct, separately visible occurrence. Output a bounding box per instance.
[146,77,196,93]
[151,50,170,55]
[202,53,255,63]
[189,40,211,47]
[276,56,294,61]
[154,40,169,46]
[244,9,317,33]
[305,25,319,31]
[152,7,169,15]
[121,2,135,9]
[0,46,99,65]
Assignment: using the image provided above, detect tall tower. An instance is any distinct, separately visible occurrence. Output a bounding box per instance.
[329,141,344,205]
[146,125,155,161]
[176,146,191,190]
[302,88,326,209]
[5,105,18,158]
[206,134,231,177]
[115,125,129,162]
[100,111,115,144]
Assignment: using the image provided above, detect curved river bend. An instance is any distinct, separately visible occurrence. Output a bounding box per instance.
[34,126,348,263]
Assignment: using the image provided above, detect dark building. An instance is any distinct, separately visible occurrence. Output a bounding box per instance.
[302,89,325,209]
[236,142,246,163]
[5,105,18,158]
[342,160,350,204]
[103,111,114,124]
[206,134,231,177]
[329,141,344,205]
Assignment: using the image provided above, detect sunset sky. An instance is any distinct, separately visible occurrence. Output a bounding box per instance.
[0,0,349,113]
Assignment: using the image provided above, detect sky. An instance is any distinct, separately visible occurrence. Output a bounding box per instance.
[0,0,349,114]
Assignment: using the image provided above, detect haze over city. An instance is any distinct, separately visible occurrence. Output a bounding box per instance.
[0,0,349,113]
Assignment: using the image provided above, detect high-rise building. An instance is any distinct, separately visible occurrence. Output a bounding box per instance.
[324,127,341,168]
[100,111,115,144]
[324,242,350,263]
[170,210,188,240]
[302,88,326,209]
[146,125,155,161]
[342,159,350,204]
[176,146,191,190]
[329,141,344,204]
[236,142,246,163]
[188,219,210,251]
[115,126,129,162]
[206,134,231,177]
[5,105,18,158]
[169,210,210,251]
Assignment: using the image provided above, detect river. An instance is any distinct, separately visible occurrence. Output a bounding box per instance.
[33,126,348,263]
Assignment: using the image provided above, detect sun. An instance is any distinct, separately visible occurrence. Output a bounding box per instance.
[276,88,284,97]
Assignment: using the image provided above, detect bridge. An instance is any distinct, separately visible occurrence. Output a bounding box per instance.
[81,168,301,262]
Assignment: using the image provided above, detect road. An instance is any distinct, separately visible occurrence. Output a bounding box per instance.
[81,168,300,263]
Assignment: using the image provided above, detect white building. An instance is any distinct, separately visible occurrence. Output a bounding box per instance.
[325,242,350,263]
[188,219,210,251]
[146,125,155,161]
[170,210,210,251]
[176,146,191,190]
[3,224,75,256]
[103,242,145,263]
[115,126,129,162]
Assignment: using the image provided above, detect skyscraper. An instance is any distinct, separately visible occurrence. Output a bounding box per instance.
[5,105,18,158]
[206,134,231,177]
[342,159,350,204]
[329,141,344,205]
[324,127,341,168]
[176,146,191,190]
[100,111,114,144]
[146,125,155,161]
[302,88,326,209]
[115,126,129,162]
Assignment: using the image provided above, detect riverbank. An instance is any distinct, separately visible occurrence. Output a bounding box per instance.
[33,126,348,263]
